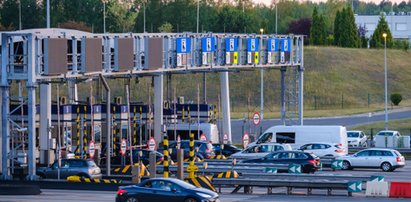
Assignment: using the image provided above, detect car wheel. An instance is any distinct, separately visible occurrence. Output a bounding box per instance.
[126,197,138,202]
[342,161,352,170]
[184,198,198,202]
[381,162,392,172]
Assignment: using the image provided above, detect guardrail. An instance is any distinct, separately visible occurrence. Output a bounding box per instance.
[212,178,361,196]
[240,173,370,183]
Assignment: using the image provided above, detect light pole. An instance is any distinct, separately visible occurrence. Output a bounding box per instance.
[103,0,107,33]
[383,32,388,130]
[47,0,50,28]
[18,0,22,30]
[260,28,264,121]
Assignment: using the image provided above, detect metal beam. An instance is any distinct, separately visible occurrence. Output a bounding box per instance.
[154,75,164,146]
[27,34,37,180]
[280,67,286,125]
[220,72,232,143]
[1,35,11,180]
[99,74,111,176]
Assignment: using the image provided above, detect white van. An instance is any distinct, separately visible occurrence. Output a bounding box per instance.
[249,125,348,151]
[165,123,219,143]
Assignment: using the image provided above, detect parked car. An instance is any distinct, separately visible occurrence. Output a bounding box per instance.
[299,142,347,157]
[347,130,368,147]
[242,151,320,173]
[116,178,220,202]
[212,144,241,157]
[36,159,102,179]
[338,148,405,172]
[374,130,402,139]
[230,143,292,160]
[167,140,215,161]
[101,149,164,166]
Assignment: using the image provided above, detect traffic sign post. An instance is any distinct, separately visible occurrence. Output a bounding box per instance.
[120,139,127,156]
[88,141,95,159]
[331,160,343,169]
[148,137,156,151]
[288,164,301,174]
[242,132,250,148]
[265,167,278,173]
[348,181,362,193]
[253,112,261,126]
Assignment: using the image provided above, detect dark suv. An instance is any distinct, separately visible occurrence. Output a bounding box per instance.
[166,140,215,161]
[36,159,102,179]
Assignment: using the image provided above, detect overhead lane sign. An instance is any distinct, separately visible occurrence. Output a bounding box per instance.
[225,38,238,65]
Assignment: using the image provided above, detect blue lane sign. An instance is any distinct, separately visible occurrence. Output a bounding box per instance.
[288,164,301,174]
[281,38,291,52]
[331,160,343,169]
[370,176,385,182]
[267,38,279,52]
[265,167,278,173]
[348,181,362,192]
[247,38,259,52]
[202,37,215,52]
[177,38,191,53]
[225,38,238,52]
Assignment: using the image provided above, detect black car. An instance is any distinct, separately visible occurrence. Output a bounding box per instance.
[101,149,164,166]
[116,178,220,202]
[242,151,321,173]
[166,140,215,161]
[212,144,241,157]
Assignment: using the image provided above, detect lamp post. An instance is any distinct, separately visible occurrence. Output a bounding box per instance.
[102,0,108,33]
[383,32,388,130]
[260,28,264,121]
[18,0,22,30]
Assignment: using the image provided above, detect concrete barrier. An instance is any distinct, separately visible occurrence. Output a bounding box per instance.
[366,181,389,197]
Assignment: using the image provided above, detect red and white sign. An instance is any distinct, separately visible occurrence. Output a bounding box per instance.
[176,135,181,149]
[120,139,127,156]
[200,134,207,142]
[253,112,261,126]
[148,137,156,151]
[242,133,250,149]
[223,134,228,144]
[88,141,95,158]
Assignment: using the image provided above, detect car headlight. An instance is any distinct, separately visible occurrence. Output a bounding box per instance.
[197,192,212,198]
[352,140,358,143]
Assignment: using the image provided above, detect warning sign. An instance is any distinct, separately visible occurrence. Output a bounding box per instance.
[88,141,95,159]
[200,134,207,142]
[242,133,250,148]
[253,112,261,126]
[223,134,228,144]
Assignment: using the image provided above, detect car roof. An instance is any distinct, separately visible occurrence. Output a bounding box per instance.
[301,142,335,145]
[259,143,286,146]
[377,130,399,133]
[360,148,397,151]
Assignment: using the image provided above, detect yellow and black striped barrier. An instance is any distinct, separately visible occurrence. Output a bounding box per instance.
[213,170,239,179]
[184,157,204,162]
[67,176,121,184]
[112,164,150,176]
[210,155,227,160]
[163,134,170,178]
[185,176,216,192]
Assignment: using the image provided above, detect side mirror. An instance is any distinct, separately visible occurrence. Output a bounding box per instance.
[171,188,177,193]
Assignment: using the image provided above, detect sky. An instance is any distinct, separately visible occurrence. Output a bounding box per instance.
[252,0,409,6]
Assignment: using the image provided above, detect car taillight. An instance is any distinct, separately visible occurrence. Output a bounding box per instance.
[308,160,316,165]
[117,189,127,196]
[335,149,344,153]
[396,157,402,162]
[160,157,164,161]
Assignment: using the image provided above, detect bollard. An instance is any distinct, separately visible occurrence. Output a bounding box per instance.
[131,165,141,184]
[163,135,169,178]
[149,151,157,178]
[188,133,195,178]
[177,149,184,180]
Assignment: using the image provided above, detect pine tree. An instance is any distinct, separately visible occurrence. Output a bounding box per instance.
[334,10,341,46]
[371,15,393,48]
[310,7,326,45]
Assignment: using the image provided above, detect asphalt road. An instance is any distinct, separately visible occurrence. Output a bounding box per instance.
[230,107,411,144]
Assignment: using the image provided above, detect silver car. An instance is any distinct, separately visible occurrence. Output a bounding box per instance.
[36,159,102,179]
[338,148,405,172]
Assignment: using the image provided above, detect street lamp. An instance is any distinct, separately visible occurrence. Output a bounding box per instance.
[102,0,108,33]
[383,32,388,130]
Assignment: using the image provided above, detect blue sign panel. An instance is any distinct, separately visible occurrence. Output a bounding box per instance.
[267,38,279,52]
[202,37,215,52]
[225,38,238,52]
[177,38,191,53]
[247,38,259,52]
[281,38,291,52]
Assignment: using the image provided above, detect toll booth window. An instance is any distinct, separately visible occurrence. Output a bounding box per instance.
[276,133,295,144]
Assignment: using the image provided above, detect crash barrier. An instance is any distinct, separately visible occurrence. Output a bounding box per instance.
[209,155,227,160]
[67,176,122,184]
[112,164,150,176]
[0,184,41,195]
[184,176,216,192]
[184,157,204,162]
[389,182,411,198]
[156,165,267,175]
[241,173,371,183]
[212,178,361,196]
[366,181,389,197]
[213,171,239,179]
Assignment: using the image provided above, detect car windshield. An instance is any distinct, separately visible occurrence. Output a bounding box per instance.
[377,132,394,136]
[347,132,359,138]
[172,179,197,189]
[87,160,97,167]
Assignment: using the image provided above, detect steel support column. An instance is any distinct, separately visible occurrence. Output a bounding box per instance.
[27,34,37,180]
[154,75,164,145]
[280,67,286,125]
[298,66,304,125]
[1,35,11,180]
[39,84,51,165]
[220,72,232,143]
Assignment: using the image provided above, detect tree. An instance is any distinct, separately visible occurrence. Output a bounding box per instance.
[158,22,173,32]
[310,7,326,45]
[370,14,393,48]
[390,93,402,106]
[287,17,311,36]
[333,10,341,46]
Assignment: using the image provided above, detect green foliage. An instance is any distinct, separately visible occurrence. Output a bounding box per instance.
[390,93,403,106]
[310,7,327,45]
[370,15,393,48]
[158,22,173,33]
[334,6,359,48]
[393,40,410,51]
